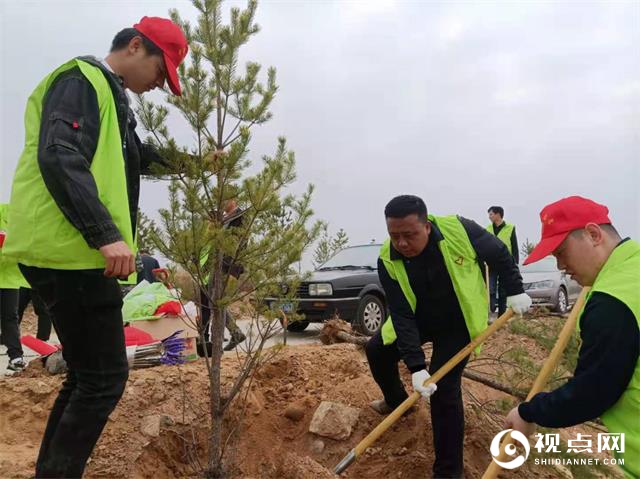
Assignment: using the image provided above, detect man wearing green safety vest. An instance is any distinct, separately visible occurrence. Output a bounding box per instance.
[506,196,639,479]
[486,206,519,316]
[0,203,29,372]
[366,195,531,478]
[3,17,188,478]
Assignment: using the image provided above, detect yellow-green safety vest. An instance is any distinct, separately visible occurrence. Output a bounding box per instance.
[4,59,136,283]
[486,222,515,255]
[380,215,488,351]
[577,239,640,478]
[0,204,29,289]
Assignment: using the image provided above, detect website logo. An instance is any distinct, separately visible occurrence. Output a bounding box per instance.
[490,429,531,470]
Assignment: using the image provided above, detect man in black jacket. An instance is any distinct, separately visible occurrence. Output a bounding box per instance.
[486,206,519,316]
[366,195,530,478]
[198,199,247,355]
[7,17,188,478]
[137,249,161,284]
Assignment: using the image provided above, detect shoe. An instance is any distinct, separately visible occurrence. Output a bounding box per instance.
[197,341,213,357]
[7,357,26,372]
[369,398,416,416]
[223,333,246,351]
[369,399,393,415]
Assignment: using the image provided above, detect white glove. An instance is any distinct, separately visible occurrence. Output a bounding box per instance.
[507,293,532,315]
[411,369,437,399]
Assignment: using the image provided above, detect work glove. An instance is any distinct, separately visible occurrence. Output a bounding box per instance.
[411,369,437,399]
[507,293,532,315]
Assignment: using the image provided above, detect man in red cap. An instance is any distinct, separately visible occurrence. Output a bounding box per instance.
[505,196,639,478]
[3,17,188,478]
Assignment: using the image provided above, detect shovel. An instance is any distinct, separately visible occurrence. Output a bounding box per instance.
[334,308,516,474]
[481,287,589,478]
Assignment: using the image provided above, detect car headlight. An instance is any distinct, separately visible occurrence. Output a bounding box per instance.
[528,280,554,290]
[309,283,333,296]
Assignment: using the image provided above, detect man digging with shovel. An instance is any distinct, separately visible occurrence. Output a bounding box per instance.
[505,196,639,479]
[366,195,531,478]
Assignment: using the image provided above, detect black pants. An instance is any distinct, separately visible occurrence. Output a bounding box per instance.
[20,265,129,479]
[0,288,23,360]
[489,271,507,316]
[18,287,53,341]
[199,290,242,342]
[366,328,471,479]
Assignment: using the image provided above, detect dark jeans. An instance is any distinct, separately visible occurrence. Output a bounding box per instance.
[18,287,53,341]
[199,290,242,342]
[0,288,23,360]
[366,327,471,479]
[20,265,129,479]
[489,271,507,316]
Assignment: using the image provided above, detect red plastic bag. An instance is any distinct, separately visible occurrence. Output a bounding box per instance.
[124,326,155,346]
[154,300,182,316]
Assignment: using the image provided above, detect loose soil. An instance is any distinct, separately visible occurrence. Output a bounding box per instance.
[0,310,620,478]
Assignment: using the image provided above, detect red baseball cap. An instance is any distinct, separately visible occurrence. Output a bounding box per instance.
[524,196,611,265]
[134,16,188,96]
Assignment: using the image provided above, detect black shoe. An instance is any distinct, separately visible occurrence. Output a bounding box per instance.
[7,357,26,372]
[223,333,246,351]
[197,341,213,357]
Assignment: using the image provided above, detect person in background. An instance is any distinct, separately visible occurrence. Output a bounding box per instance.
[486,206,519,316]
[0,203,29,371]
[198,199,247,355]
[18,287,53,341]
[136,249,160,284]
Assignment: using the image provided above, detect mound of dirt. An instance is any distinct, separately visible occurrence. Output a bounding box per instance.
[0,320,618,479]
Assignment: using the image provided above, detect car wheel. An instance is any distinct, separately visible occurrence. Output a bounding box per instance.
[280,319,310,332]
[353,294,385,336]
[554,287,568,314]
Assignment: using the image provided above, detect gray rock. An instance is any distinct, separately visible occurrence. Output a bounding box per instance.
[141,414,162,437]
[310,439,325,454]
[45,351,67,375]
[309,401,360,440]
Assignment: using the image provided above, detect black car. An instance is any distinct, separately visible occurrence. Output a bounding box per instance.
[266,244,386,335]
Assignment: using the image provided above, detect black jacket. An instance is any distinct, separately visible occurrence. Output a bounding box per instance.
[137,254,161,284]
[379,216,524,372]
[37,56,167,249]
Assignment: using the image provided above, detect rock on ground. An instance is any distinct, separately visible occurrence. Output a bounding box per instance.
[308,401,360,440]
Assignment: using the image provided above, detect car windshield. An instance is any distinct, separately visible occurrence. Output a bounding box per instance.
[520,256,559,273]
[317,245,380,271]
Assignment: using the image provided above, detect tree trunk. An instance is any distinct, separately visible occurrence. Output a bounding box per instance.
[206,262,226,478]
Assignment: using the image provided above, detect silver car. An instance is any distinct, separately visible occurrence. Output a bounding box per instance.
[520,257,581,313]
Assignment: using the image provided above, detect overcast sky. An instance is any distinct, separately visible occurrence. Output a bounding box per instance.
[1,0,638,262]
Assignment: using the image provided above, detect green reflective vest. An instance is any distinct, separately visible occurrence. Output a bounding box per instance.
[380,215,488,350]
[4,59,135,282]
[578,240,640,478]
[0,204,29,289]
[486,222,515,255]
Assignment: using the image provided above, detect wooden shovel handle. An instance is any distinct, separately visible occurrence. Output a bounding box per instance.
[358,309,515,456]
[481,287,590,479]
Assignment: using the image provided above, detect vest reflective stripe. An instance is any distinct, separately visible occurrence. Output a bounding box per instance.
[0,204,29,289]
[578,240,640,478]
[380,215,488,351]
[4,59,135,282]
[486,222,514,254]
